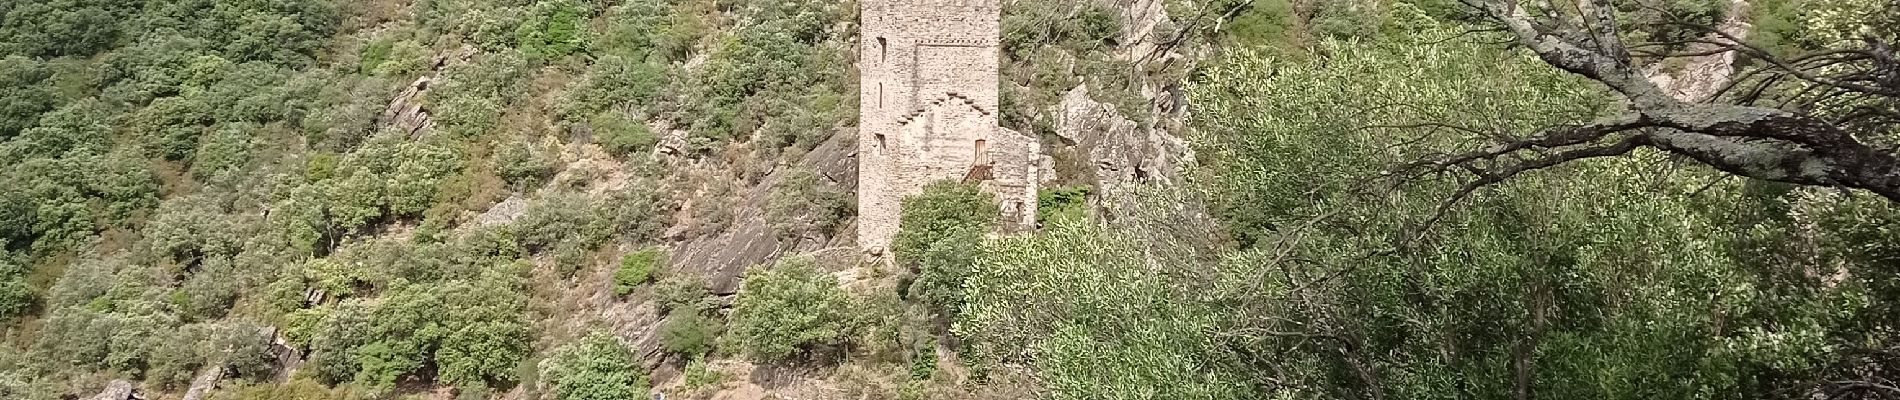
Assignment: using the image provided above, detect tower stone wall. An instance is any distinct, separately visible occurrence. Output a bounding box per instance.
[859,0,1040,254]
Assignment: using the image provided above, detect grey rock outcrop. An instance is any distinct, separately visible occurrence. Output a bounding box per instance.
[473,194,529,228]
[181,366,223,400]
[1643,0,1751,102]
[376,75,436,139]
[375,47,476,139]
[87,380,138,400]
[670,127,860,295]
[1053,85,1192,197]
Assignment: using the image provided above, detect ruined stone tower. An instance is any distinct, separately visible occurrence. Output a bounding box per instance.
[859,0,1040,255]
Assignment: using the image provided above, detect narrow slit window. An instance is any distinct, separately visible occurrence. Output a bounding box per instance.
[878,83,884,109]
[877,37,888,63]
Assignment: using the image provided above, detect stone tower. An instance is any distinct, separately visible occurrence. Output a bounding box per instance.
[859,0,1040,255]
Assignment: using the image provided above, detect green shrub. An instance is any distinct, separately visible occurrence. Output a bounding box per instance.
[515,193,614,255]
[177,258,241,321]
[544,332,650,400]
[595,0,666,59]
[891,182,997,315]
[1307,0,1383,40]
[496,136,557,189]
[385,142,462,218]
[653,275,713,314]
[1002,1,1121,59]
[681,357,726,391]
[659,311,720,357]
[192,123,255,181]
[650,2,710,63]
[592,111,657,157]
[0,56,55,139]
[728,257,855,361]
[614,249,662,296]
[0,253,32,320]
[282,307,329,348]
[433,93,504,139]
[765,167,850,240]
[0,0,134,58]
[601,181,675,243]
[303,274,530,389]
[134,96,214,161]
[562,55,666,121]
[1036,186,1090,224]
[359,38,394,75]
[516,0,589,63]
[361,38,428,77]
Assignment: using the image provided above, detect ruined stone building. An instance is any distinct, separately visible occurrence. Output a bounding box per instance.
[858,0,1041,255]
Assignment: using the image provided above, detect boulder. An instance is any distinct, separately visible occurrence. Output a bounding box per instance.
[1053,84,1192,197]
[87,380,138,400]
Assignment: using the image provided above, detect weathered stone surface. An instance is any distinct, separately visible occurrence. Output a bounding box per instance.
[376,75,435,138]
[473,194,529,227]
[672,128,861,295]
[1054,85,1192,197]
[858,0,1041,255]
[87,380,138,400]
[181,365,223,400]
[375,47,475,139]
[1643,0,1751,102]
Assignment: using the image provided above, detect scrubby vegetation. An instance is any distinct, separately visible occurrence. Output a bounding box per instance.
[3,0,1898,398]
[0,0,829,397]
[766,167,852,240]
[613,248,661,296]
[891,182,996,317]
[727,257,858,362]
[541,332,649,400]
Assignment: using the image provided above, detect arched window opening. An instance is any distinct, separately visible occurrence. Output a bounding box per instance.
[877,37,888,63]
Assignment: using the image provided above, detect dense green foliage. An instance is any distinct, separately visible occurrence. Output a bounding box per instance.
[0,0,694,395]
[299,242,532,390]
[891,182,997,316]
[542,332,650,400]
[728,257,857,361]
[658,311,720,358]
[935,3,1900,399]
[1035,186,1089,224]
[999,1,1149,141]
[614,248,661,296]
[0,253,32,320]
[2,0,1895,398]
[652,274,715,314]
[961,220,1247,398]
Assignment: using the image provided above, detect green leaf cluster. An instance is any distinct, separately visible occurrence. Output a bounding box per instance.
[614,248,662,296]
[543,332,650,400]
[892,182,998,316]
[728,257,856,361]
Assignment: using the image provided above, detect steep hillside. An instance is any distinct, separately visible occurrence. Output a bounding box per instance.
[7,0,1900,399]
[0,0,1207,398]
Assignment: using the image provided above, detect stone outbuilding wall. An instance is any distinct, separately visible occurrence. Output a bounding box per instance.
[858,0,1040,255]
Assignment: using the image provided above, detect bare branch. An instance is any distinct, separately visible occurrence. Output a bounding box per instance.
[1451,0,1900,203]
[1399,133,1650,247]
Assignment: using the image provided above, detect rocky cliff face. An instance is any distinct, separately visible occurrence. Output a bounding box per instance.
[1644,0,1752,102]
[321,0,1205,391]
[1052,84,1193,202]
[1040,0,1199,212]
[668,127,861,295]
